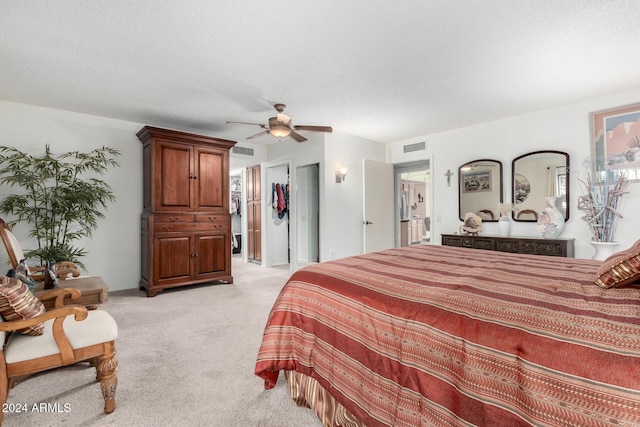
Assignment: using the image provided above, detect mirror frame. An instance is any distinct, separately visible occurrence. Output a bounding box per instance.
[511,150,570,222]
[458,159,503,222]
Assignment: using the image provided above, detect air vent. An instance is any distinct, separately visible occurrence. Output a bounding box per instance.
[232,146,254,156]
[403,141,426,153]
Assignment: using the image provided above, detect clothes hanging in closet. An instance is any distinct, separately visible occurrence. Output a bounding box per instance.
[272,182,289,219]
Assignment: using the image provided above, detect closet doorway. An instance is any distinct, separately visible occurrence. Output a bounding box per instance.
[296,163,319,265]
[265,161,291,267]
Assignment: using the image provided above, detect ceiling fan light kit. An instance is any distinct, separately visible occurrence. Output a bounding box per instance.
[227,103,332,143]
[268,117,291,139]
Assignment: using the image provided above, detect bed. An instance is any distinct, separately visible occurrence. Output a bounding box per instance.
[255,244,640,427]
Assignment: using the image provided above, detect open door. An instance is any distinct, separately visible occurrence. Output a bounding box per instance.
[363,159,394,253]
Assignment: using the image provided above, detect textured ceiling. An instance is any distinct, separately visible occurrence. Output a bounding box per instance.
[2,1,640,144]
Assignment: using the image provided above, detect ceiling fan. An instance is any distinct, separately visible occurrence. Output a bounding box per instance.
[226,103,332,142]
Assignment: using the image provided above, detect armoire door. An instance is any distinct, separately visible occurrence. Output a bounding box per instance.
[154,141,192,211]
[194,147,227,211]
[153,233,192,285]
[194,232,228,278]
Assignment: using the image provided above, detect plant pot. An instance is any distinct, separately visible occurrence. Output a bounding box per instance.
[590,241,619,261]
[498,216,510,236]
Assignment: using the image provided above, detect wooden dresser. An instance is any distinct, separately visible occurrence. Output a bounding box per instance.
[441,234,574,257]
[138,126,237,297]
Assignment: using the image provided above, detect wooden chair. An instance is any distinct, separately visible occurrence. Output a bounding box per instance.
[476,209,494,220]
[0,218,81,283]
[516,209,539,220]
[0,283,118,424]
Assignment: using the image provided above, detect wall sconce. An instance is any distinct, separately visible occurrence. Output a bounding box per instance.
[335,167,348,183]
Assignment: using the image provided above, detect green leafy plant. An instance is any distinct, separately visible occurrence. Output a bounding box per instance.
[0,144,120,269]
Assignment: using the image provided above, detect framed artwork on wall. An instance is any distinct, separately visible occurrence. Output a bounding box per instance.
[462,170,492,193]
[591,103,640,181]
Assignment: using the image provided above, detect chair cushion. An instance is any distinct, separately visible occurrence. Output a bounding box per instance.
[0,276,45,335]
[594,240,640,288]
[4,309,117,364]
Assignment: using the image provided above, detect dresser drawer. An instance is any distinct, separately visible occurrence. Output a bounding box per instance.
[195,214,228,223]
[154,214,195,223]
[153,221,229,233]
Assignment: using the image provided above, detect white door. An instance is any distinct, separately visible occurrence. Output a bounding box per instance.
[363,159,394,253]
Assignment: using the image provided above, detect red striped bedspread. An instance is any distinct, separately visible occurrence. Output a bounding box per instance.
[255,245,640,426]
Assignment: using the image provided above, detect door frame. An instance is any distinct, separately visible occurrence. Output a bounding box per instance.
[230,168,246,261]
[393,157,433,247]
[296,162,320,266]
[263,159,293,269]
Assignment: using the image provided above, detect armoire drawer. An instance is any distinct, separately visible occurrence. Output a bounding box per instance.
[153,221,229,233]
[153,214,196,223]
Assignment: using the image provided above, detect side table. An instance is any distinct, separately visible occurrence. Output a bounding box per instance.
[36,276,109,310]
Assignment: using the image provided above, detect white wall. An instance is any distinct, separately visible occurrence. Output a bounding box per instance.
[388,88,640,259]
[0,100,142,292]
[322,132,387,261]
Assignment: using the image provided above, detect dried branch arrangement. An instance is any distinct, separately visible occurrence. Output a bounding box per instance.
[577,170,629,242]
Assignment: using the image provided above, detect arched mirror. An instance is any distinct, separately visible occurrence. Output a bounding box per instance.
[458,159,503,222]
[511,151,569,222]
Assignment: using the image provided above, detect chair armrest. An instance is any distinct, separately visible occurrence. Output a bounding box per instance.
[0,305,88,332]
[27,262,81,281]
[36,288,81,309]
[0,304,88,364]
[54,261,81,280]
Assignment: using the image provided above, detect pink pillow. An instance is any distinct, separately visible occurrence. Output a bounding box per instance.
[594,240,640,289]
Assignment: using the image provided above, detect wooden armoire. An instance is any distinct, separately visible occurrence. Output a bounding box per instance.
[137,126,237,297]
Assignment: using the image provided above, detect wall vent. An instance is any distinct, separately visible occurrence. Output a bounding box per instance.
[403,141,426,153]
[232,146,254,156]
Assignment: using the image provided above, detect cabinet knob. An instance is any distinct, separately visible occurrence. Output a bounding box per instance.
[162,225,174,231]
[208,216,217,221]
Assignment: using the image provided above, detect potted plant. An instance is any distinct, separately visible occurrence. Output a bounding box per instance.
[0,144,120,270]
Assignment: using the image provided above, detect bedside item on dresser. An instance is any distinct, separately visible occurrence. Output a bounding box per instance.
[497,203,518,237]
[537,196,565,238]
[442,234,574,257]
[459,212,482,236]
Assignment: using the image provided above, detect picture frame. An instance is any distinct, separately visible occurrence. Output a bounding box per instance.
[591,103,640,181]
[462,170,492,193]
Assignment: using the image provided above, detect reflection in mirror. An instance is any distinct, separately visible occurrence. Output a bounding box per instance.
[511,151,569,222]
[458,159,503,222]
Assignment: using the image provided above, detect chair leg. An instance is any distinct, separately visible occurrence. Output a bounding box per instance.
[0,374,8,426]
[95,351,118,414]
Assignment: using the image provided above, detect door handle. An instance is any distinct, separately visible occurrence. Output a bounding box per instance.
[363,221,373,225]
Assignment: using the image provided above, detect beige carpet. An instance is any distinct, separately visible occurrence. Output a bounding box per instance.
[3,257,321,427]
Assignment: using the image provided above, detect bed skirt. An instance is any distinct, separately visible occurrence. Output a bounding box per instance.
[284,370,364,427]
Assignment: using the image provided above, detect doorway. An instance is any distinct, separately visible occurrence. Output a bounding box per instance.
[394,160,431,247]
[296,163,319,265]
[265,161,291,267]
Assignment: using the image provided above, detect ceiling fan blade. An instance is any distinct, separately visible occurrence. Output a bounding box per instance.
[289,131,307,143]
[226,121,266,127]
[294,125,333,132]
[246,130,270,140]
